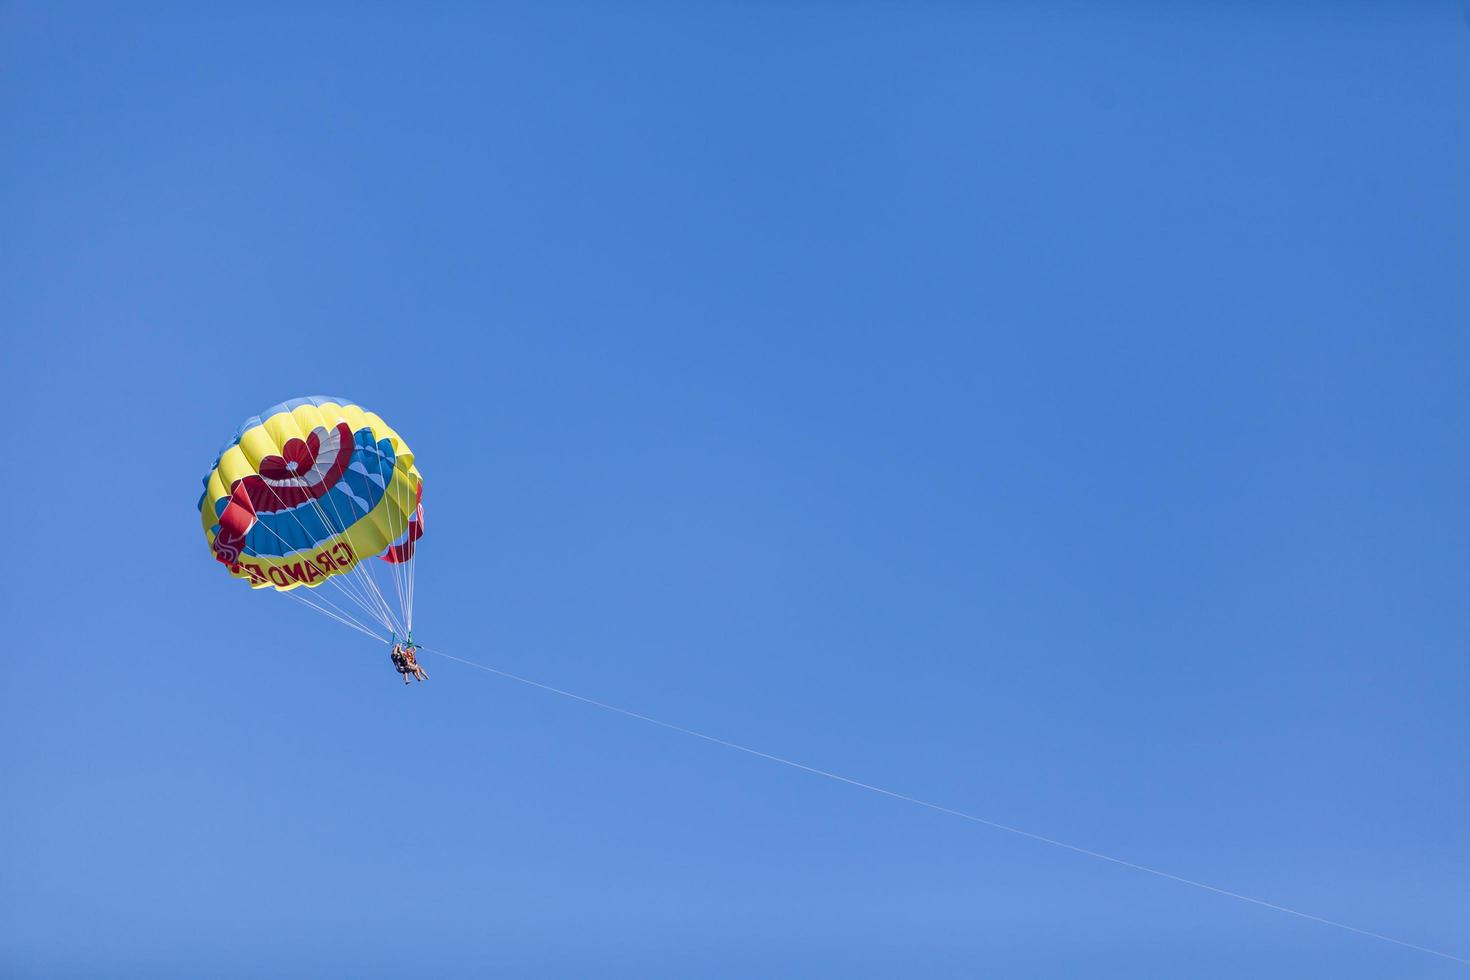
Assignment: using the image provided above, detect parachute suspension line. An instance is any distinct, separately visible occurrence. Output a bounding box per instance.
[404,469,417,633]
[244,511,397,635]
[405,487,418,634]
[304,428,418,643]
[402,476,417,635]
[251,487,389,631]
[363,491,404,638]
[300,461,397,631]
[405,552,414,635]
[365,454,415,639]
[382,456,414,635]
[379,481,408,637]
[274,575,381,639]
[280,583,385,642]
[245,512,384,641]
[313,431,410,639]
[252,430,394,632]
[259,470,399,637]
[255,513,393,635]
[416,645,1470,970]
[298,481,405,638]
[403,480,416,633]
[284,576,382,637]
[239,535,385,639]
[266,429,417,643]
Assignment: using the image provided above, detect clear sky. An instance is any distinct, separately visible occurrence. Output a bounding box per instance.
[3,3,1467,977]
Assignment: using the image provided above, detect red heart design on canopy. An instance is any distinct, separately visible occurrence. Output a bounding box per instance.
[211,421,358,566]
[260,431,323,482]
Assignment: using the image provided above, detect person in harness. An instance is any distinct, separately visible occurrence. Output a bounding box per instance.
[391,641,428,685]
[390,643,410,684]
[403,643,428,682]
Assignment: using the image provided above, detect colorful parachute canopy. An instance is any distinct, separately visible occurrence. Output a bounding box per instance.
[198,397,424,601]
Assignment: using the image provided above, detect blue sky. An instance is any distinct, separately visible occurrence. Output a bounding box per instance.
[3,3,1468,977]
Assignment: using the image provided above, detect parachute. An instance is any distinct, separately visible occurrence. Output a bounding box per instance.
[198,396,424,641]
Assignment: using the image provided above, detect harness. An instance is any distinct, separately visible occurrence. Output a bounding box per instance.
[391,633,420,671]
